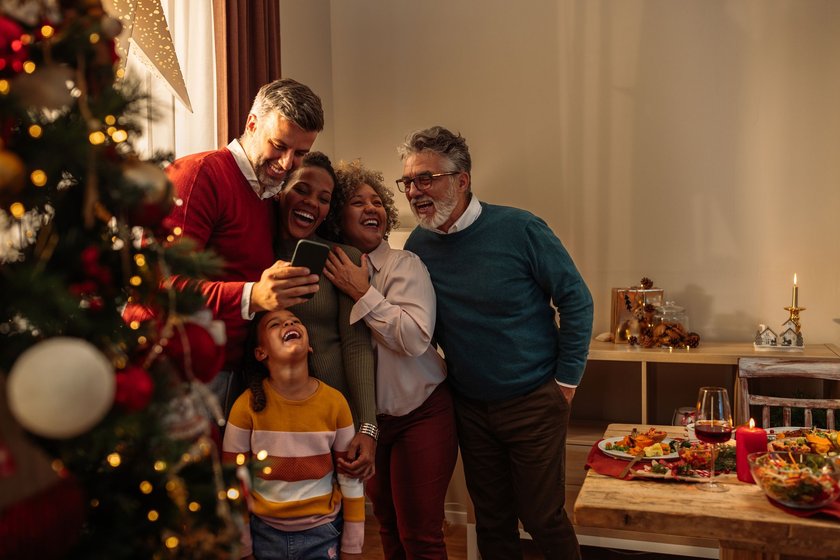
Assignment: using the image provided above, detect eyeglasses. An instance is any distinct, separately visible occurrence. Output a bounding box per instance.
[395,171,459,193]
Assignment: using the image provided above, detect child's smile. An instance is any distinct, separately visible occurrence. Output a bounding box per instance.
[257,310,312,361]
[281,327,303,343]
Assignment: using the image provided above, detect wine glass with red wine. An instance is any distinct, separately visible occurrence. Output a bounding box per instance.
[694,386,733,492]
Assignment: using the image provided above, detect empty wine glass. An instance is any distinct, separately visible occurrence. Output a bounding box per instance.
[694,386,733,492]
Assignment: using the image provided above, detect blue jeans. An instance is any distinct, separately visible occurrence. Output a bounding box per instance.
[250,514,343,560]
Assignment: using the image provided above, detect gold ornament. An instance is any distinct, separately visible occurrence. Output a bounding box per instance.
[0,149,26,208]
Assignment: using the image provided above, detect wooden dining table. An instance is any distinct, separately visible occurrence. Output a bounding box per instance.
[573,423,840,559]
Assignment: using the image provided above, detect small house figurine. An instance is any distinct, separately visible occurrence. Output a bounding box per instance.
[753,320,804,351]
[754,324,778,347]
[779,319,804,347]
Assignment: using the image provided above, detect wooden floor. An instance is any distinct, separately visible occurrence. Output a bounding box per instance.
[361,518,542,560]
[362,518,695,560]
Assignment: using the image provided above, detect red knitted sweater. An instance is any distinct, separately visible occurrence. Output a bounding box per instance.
[163,148,276,368]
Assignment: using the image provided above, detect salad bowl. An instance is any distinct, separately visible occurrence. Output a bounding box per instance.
[748,452,840,509]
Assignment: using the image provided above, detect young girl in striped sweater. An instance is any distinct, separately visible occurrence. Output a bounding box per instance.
[223,309,364,559]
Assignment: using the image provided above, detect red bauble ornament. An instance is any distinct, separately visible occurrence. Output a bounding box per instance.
[163,322,225,383]
[114,366,154,412]
[68,280,97,297]
[80,245,99,270]
[121,301,159,325]
[0,16,27,76]
[0,476,85,559]
[78,245,113,287]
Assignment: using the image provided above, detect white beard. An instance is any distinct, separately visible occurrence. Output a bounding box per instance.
[413,183,459,231]
[256,165,284,191]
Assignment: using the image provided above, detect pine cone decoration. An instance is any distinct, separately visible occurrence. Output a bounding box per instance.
[640,277,654,289]
[686,333,701,348]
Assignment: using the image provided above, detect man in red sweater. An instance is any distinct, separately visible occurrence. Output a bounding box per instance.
[163,78,324,415]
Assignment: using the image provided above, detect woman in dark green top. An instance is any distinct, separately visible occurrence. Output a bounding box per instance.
[273,152,377,479]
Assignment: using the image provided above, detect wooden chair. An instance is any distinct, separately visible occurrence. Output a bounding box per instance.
[737,357,840,429]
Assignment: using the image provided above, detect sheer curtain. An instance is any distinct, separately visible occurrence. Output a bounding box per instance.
[127,0,217,159]
[129,0,283,159]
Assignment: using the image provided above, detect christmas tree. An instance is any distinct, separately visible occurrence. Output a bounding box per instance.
[0,1,244,558]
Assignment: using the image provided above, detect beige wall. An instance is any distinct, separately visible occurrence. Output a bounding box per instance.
[281,0,840,343]
[280,0,336,157]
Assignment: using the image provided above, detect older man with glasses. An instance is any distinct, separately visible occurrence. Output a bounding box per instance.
[398,126,594,560]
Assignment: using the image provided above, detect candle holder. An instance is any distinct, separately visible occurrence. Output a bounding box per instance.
[752,307,805,351]
[783,305,806,333]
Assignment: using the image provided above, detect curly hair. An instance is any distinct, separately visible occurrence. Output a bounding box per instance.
[299,151,338,192]
[321,159,400,243]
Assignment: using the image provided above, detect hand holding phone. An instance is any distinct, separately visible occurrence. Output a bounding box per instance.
[290,239,331,299]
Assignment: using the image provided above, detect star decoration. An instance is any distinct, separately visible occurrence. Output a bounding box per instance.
[102,0,192,112]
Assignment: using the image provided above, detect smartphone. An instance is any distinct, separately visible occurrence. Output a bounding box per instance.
[290,239,331,299]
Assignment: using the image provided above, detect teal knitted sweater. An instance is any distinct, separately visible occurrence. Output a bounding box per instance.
[405,202,593,401]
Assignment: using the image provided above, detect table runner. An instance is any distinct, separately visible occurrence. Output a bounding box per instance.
[585,439,652,480]
[768,497,840,520]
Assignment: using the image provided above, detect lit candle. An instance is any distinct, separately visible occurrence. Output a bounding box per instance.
[791,274,798,308]
[736,418,767,483]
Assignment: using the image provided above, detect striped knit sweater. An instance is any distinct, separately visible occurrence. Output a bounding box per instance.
[222,379,365,556]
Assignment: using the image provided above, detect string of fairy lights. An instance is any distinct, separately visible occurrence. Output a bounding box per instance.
[0,3,249,555]
[1,24,130,217]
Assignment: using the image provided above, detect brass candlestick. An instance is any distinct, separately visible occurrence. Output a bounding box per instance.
[783,305,806,333]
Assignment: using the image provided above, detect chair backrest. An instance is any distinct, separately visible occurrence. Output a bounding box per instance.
[737,357,840,429]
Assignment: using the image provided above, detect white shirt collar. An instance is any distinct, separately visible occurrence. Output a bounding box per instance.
[367,239,391,272]
[227,139,285,200]
[436,194,482,234]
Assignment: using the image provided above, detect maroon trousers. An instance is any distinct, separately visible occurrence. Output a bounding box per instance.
[367,382,458,560]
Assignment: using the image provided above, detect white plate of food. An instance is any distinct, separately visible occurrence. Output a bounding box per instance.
[765,426,813,438]
[598,437,679,461]
[767,429,839,455]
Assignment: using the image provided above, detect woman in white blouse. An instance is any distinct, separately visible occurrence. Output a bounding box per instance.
[323,160,457,559]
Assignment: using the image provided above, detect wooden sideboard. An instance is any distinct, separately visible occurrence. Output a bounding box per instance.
[585,340,840,423]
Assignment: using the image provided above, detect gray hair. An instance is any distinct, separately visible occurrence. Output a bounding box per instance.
[248,78,324,133]
[397,126,472,174]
